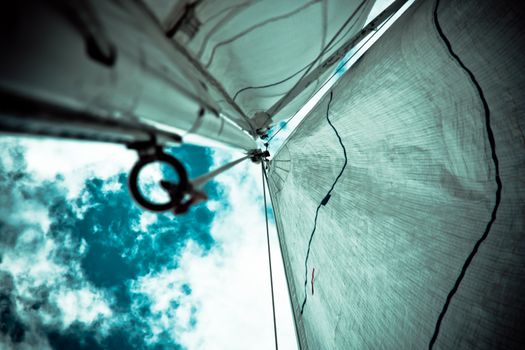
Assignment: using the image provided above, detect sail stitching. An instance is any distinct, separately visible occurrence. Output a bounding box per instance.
[428,0,502,348]
[300,90,348,314]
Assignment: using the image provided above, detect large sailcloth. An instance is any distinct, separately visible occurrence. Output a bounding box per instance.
[146,0,376,130]
[268,0,525,348]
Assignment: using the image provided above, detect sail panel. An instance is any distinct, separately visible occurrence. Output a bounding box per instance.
[268,0,525,348]
[170,0,376,126]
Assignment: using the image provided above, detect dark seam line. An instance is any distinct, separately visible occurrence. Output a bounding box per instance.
[428,0,502,348]
[268,174,279,186]
[274,165,289,172]
[274,171,286,183]
[300,91,348,314]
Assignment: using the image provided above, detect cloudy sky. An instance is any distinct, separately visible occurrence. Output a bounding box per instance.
[0,137,296,349]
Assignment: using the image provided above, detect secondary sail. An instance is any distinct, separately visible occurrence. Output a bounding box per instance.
[268,0,525,348]
[144,0,376,131]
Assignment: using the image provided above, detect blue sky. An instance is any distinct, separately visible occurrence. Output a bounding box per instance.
[0,137,296,350]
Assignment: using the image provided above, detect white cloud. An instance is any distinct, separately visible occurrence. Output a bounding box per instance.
[55,289,112,329]
[0,225,114,331]
[17,137,137,198]
[0,140,117,347]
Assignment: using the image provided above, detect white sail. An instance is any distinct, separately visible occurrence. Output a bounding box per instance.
[143,0,376,131]
[268,0,525,348]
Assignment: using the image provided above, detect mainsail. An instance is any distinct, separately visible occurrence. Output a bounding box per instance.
[268,0,525,348]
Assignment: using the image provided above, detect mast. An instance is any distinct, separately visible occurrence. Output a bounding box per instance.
[0,1,256,151]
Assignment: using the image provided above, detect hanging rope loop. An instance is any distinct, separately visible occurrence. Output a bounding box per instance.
[127,139,262,215]
[128,147,192,213]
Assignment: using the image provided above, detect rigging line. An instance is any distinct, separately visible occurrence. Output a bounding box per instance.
[170,40,255,135]
[263,166,303,350]
[261,163,279,350]
[233,65,308,102]
[196,1,253,58]
[299,91,348,314]
[200,0,252,24]
[205,0,319,68]
[265,12,390,145]
[232,0,369,102]
[428,0,502,348]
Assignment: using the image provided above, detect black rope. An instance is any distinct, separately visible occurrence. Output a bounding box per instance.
[428,0,502,348]
[300,91,348,314]
[262,163,279,350]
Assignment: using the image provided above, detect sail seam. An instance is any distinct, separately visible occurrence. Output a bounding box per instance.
[300,90,348,314]
[428,0,502,348]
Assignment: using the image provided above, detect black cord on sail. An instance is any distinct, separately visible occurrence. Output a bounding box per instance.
[428,0,503,348]
[300,91,348,315]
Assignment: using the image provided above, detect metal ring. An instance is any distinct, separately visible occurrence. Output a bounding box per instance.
[128,152,189,212]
